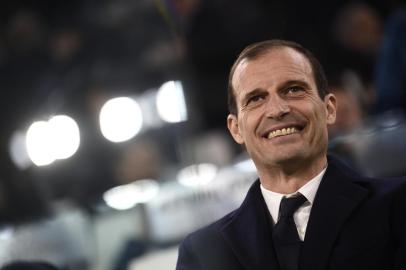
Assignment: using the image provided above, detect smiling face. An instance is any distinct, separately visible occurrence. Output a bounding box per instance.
[227,47,337,172]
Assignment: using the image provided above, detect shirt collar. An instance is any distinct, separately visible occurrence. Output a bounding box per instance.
[260,166,326,224]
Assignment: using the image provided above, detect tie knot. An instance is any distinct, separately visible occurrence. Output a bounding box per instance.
[279,194,307,218]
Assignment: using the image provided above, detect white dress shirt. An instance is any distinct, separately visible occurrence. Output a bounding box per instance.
[260,167,326,240]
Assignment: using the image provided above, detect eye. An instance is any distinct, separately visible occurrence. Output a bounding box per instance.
[246,94,264,105]
[285,86,305,95]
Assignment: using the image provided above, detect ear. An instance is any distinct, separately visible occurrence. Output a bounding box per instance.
[324,93,337,125]
[227,114,244,144]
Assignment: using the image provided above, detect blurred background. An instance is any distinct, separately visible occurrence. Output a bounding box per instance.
[0,0,406,269]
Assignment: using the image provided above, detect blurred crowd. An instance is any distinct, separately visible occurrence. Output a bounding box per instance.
[0,0,406,269]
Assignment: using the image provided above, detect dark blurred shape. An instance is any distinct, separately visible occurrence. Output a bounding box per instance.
[333,2,382,54]
[49,29,83,64]
[330,2,383,88]
[4,9,45,54]
[375,6,406,113]
[112,239,147,270]
[115,139,163,185]
[1,261,59,270]
[0,162,50,226]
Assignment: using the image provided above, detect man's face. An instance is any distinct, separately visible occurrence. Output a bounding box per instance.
[227,47,337,170]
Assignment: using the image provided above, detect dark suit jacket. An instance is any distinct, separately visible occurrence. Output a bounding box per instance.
[176,156,406,270]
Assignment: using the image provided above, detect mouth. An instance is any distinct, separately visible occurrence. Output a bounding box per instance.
[262,124,305,140]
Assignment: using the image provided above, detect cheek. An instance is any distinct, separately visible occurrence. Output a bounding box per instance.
[240,112,257,133]
[238,114,263,147]
[314,110,329,139]
[305,103,328,134]
[311,101,328,120]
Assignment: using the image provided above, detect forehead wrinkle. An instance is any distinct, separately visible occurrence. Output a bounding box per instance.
[234,48,315,94]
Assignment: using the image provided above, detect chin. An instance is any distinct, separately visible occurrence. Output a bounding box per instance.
[270,147,305,162]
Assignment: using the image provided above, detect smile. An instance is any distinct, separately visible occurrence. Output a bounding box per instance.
[267,126,300,139]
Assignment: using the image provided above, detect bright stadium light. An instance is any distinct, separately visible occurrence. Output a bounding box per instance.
[177,163,218,187]
[103,179,160,210]
[99,97,143,143]
[26,121,56,166]
[156,80,188,123]
[49,115,80,159]
[25,115,81,167]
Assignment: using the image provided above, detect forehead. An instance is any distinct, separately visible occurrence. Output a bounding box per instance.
[232,47,315,95]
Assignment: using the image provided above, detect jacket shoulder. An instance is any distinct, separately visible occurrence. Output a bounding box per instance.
[176,210,240,270]
[183,208,238,247]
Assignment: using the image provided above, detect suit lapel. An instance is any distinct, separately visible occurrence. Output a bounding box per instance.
[221,181,281,270]
[300,157,370,270]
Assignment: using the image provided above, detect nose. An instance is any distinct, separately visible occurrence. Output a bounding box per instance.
[265,93,290,119]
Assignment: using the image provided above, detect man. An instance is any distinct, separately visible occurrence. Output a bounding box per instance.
[176,39,406,270]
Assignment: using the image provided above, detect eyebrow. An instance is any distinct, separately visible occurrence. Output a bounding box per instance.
[277,79,311,90]
[242,88,267,104]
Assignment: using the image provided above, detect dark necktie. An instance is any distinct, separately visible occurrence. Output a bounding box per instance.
[272,194,307,270]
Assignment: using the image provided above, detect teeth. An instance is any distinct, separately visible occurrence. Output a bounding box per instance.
[268,127,298,139]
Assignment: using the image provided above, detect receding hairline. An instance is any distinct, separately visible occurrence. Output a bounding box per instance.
[230,46,313,90]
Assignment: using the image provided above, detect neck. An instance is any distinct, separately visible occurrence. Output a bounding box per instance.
[257,155,327,194]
